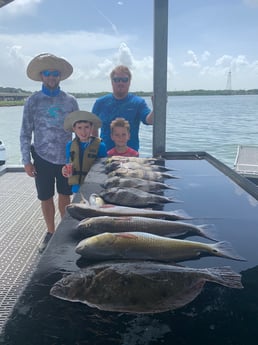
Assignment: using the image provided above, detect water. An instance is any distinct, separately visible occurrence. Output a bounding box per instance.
[1,95,258,168]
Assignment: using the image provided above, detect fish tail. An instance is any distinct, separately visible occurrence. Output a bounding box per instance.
[171,209,192,220]
[163,173,179,179]
[206,266,243,289]
[170,198,184,203]
[167,185,179,190]
[211,241,246,261]
[197,224,219,241]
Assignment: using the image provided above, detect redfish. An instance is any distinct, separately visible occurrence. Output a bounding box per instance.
[75,232,246,262]
[66,203,190,221]
[77,216,218,241]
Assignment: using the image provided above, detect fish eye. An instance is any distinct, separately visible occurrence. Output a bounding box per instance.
[62,278,70,286]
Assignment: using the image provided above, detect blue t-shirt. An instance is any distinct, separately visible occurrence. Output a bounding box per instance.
[65,139,107,193]
[92,93,151,151]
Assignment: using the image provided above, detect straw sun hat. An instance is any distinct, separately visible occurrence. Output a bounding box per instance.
[26,53,73,81]
[64,111,102,131]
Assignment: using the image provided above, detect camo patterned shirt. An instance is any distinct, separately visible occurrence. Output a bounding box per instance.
[20,90,79,165]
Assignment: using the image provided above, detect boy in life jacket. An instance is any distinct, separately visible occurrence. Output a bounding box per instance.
[62,110,107,193]
[107,118,139,157]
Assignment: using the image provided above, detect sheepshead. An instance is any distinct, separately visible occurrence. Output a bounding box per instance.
[101,176,177,192]
[105,156,164,165]
[76,216,218,241]
[50,261,243,314]
[98,187,179,207]
[108,168,177,181]
[75,232,246,262]
[66,203,190,221]
[105,161,172,174]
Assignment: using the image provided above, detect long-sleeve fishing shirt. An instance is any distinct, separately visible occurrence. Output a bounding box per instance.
[20,90,79,165]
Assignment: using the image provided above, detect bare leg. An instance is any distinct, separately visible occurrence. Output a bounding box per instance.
[41,198,55,234]
[58,194,71,218]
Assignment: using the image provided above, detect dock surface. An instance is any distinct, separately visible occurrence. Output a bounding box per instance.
[0,169,60,332]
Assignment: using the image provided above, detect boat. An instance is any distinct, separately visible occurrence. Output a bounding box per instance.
[0,140,6,166]
[234,144,258,184]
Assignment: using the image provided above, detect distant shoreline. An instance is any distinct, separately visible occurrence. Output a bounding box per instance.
[1,89,258,107]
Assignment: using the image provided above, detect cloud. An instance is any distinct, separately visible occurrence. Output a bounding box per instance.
[215,54,233,67]
[183,50,201,68]
[201,51,210,61]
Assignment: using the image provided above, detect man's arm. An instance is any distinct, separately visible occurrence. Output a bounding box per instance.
[146,95,154,124]
[146,110,154,125]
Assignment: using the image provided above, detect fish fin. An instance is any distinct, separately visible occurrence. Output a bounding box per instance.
[211,241,246,261]
[197,224,219,241]
[100,204,116,208]
[114,232,138,239]
[206,266,243,289]
[114,217,132,223]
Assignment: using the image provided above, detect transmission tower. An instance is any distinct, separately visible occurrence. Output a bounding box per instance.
[225,70,232,91]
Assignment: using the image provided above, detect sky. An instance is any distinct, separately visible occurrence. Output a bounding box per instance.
[0,0,258,93]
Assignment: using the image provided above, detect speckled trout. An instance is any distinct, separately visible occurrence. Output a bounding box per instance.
[66,203,190,221]
[50,261,243,314]
[75,232,246,262]
[77,216,218,241]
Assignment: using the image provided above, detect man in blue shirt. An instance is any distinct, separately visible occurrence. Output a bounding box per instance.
[92,65,154,152]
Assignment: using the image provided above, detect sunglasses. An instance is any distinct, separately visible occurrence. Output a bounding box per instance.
[41,70,60,77]
[112,77,129,83]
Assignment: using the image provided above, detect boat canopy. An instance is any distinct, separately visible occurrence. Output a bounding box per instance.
[0,0,14,8]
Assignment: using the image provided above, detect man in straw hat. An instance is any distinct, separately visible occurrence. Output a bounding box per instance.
[20,53,79,253]
[62,110,107,193]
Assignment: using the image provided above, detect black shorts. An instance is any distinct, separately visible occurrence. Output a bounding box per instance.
[32,150,72,201]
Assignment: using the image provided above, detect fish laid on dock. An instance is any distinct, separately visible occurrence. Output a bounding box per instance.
[108,168,178,181]
[66,203,190,221]
[75,232,246,262]
[50,261,243,314]
[105,161,172,174]
[101,176,177,192]
[76,216,218,241]
[99,187,179,207]
[104,156,164,165]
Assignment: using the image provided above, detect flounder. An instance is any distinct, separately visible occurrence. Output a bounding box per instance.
[50,261,243,314]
